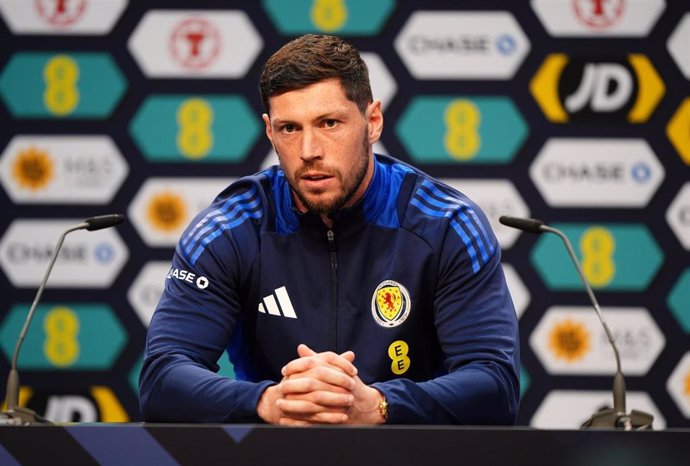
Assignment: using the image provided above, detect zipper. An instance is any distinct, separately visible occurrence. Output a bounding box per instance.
[327,229,338,351]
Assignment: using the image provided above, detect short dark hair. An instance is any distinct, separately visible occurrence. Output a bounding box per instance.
[259,34,373,114]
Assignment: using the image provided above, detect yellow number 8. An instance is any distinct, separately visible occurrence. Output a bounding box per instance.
[311,0,348,32]
[580,226,616,288]
[43,306,80,367]
[43,55,80,116]
[444,99,481,160]
[177,98,214,159]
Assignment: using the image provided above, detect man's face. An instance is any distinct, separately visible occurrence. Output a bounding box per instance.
[263,78,383,216]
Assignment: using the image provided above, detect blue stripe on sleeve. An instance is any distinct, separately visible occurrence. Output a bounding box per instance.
[410,180,497,274]
[181,185,263,264]
[419,181,495,256]
[410,196,481,273]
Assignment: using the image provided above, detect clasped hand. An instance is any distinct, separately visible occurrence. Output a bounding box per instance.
[257,344,385,425]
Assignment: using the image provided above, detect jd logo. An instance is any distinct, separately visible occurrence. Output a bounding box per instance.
[531,54,664,123]
[564,63,633,114]
[13,386,129,422]
[45,395,97,422]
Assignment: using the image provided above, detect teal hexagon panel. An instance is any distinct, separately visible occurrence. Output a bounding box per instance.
[129,95,260,162]
[520,367,531,398]
[129,353,144,395]
[0,304,127,370]
[530,224,663,291]
[668,269,690,334]
[396,96,528,164]
[262,0,395,35]
[0,52,126,119]
[218,351,236,379]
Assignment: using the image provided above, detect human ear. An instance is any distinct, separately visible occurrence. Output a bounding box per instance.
[366,100,383,144]
[262,113,274,145]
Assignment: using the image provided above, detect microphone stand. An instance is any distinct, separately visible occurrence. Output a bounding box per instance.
[499,216,653,430]
[2,215,124,425]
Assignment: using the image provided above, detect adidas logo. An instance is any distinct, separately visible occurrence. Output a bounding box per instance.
[258,286,297,319]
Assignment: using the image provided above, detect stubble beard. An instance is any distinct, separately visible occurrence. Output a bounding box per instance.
[281,129,371,217]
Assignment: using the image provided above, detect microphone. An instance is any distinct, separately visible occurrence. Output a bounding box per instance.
[84,214,125,231]
[499,215,653,430]
[1,214,125,425]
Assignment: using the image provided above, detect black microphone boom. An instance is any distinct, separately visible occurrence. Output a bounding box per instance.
[84,214,125,231]
[498,215,653,430]
[1,214,125,425]
[497,215,545,234]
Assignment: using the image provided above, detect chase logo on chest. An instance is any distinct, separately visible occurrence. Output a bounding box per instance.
[371,280,411,328]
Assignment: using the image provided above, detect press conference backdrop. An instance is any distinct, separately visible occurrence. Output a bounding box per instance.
[0,0,688,428]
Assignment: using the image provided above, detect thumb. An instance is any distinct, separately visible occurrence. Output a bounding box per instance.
[297,343,316,357]
[339,350,356,363]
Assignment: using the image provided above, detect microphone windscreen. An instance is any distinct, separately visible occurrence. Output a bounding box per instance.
[498,216,545,234]
[84,214,125,231]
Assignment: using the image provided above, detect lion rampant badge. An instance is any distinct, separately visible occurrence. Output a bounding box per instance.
[371,280,411,328]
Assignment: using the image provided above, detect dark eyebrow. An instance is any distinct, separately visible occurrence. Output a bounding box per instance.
[271,109,350,127]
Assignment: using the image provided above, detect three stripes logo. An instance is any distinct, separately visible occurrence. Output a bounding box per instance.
[258,286,297,319]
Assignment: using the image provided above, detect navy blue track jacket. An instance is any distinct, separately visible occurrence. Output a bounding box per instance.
[140,154,520,424]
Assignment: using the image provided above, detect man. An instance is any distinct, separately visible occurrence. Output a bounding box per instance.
[140,34,520,425]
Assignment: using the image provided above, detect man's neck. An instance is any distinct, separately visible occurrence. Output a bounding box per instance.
[321,214,334,229]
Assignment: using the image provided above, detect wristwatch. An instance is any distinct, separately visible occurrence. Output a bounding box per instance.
[378,395,388,422]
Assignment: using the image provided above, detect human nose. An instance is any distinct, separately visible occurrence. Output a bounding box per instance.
[300,128,324,162]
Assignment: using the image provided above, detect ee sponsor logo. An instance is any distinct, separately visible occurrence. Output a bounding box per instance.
[0,304,126,370]
[530,53,664,123]
[388,340,410,375]
[263,0,395,35]
[396,96,527,164]
[531,223,662,290]
[129,96,259,162]
[0,52,126,118]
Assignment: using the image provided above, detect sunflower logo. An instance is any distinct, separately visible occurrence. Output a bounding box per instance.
[147,191,187,232]
[548,319,591,362]
[12,146,54,191]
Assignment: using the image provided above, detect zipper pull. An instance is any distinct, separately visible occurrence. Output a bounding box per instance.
[327,229,337,268]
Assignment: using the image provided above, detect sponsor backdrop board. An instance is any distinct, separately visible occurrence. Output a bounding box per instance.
[0,0,689,429]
